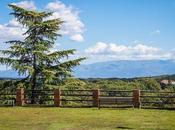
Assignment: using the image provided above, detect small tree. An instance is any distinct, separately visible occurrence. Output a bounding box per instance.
[0,5,85,103]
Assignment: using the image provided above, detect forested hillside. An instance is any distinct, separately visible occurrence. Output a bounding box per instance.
[1,75,175,92]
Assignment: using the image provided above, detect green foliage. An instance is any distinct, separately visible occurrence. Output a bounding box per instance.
[16,82,24,89]
[81,78,161,90]
[0,5,85,92]
[59,78,86,90]
[134,78,161,90]
[0,80,17,92]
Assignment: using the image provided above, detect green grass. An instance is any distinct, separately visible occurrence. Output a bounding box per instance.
[0,107,175,130]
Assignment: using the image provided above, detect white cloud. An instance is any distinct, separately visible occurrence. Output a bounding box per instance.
[0,19,26,41]
[0,0,85,43]
[0,1,36,41]
[85,42,160,55]
[12,0,36,10]
[85,42,108,53]
[45,1,85,42]
[83,42,175,63]
[151,29,160,36]
[70,34,84,42]
[7,19,22,27]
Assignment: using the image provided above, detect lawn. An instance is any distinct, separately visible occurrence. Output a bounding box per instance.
[0,107,174,130]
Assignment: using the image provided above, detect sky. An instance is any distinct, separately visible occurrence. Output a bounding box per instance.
[0,0,175,65]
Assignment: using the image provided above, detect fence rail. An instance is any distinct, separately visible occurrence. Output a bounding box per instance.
[140,90,175,109]
[0,88,175,109]
[0,91,16,106]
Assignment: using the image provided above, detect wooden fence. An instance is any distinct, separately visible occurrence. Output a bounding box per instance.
[140,90,175,109]
[0,88,175,109]
[0,90,16,106]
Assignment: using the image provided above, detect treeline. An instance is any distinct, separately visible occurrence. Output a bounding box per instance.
[0,75,175,93]
[1,77,175,107]
[62,77,175,91]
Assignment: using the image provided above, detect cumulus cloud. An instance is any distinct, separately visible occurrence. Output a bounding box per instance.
[85,42,160,55]
[0,19,26,41]
[85,42,108,54]
[12,0,36,10]
[0,0,85,42]
[45,1,85,42]
[83,42,175,63]
[0,1,35,41]
[70,34,84,42]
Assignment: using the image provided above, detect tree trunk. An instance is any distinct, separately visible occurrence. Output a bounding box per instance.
[31,74,36,104]
[31,54,37,104]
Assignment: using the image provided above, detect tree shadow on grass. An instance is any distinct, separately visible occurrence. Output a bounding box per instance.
[116,126,133,129]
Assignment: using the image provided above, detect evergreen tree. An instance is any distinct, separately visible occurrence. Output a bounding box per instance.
[0,5,85,103]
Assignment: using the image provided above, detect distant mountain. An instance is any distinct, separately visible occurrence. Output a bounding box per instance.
[74,60,175,78]
[0,70,24,79]
[0,60,175,79]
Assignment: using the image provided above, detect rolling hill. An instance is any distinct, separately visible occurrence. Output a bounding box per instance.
[0,60,175,78]
[74,60,175,78]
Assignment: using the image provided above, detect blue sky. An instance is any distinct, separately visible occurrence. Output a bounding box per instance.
[0,0,175,64]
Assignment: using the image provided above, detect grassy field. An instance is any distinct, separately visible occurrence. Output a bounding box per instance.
[0,107,175,130]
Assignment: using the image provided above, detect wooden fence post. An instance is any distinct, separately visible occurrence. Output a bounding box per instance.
[54,89,61,107]
[93,89,100,107]
[133,89,141,108]
[16,88,25,106]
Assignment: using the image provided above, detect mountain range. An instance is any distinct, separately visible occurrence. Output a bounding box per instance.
[0,60,175,79]
[74,60,175,78]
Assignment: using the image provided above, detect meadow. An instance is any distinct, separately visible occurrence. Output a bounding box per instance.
[0,107,175,130]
